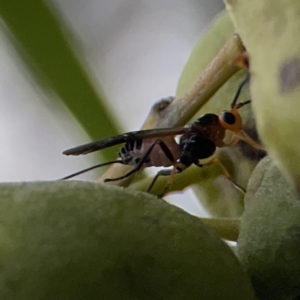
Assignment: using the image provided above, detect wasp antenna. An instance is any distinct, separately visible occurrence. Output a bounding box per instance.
[236,99,251,109]
[231,74,250,108]
[60,160,125,180]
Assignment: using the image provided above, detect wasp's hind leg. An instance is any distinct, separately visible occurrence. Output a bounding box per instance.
[104,165,141,183]
[147,169,172,198]
[144,139,179,197]
[196,157,246,194]
[147,165,185,198]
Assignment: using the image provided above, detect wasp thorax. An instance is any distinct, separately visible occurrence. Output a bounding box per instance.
[195,113,219,126]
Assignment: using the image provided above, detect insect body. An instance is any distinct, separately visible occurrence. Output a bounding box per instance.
[62,78,263,196]
[119,136,181,168]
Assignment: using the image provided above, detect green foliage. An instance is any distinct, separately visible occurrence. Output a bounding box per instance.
[239,157,300,300]
[223,0,300,298]
[1,0,299,298]
[224,0,300,196]
[0,182,255,299]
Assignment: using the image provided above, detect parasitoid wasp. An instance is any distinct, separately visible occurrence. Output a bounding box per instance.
[62,77,264,196]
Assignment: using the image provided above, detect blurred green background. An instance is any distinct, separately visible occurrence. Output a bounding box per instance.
[0,0,223,215]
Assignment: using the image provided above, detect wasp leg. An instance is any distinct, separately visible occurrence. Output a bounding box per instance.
[218,135,240,148]
[148,163,187,198]
[237,130,265,150]
[195,157,246,194]
[146,139,183,196]
[220,132,265,151]
[157,167,183,198]
[104,139,176,183]
[147,169,172,196]
[104,165,142,182]
[60,160,125,180]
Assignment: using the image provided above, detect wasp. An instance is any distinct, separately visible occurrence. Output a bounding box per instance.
[62,77,263,196]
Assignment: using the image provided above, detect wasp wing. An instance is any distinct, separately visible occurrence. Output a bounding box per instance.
[63,127,187,156]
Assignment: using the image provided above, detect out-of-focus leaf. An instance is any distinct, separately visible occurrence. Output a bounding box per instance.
[224,0,300,197]
[200,217,240,241]
[177,11,235,96]
[0,0,119,161]
[238,156,300,300]
[0,181,256,299]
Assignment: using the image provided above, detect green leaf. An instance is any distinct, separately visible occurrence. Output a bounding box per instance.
[224,0,300,196]
[238,156,300,300]
[0,181,256,299]
[0,0,119,161]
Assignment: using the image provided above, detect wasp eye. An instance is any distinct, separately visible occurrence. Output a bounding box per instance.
[221,112,236,125]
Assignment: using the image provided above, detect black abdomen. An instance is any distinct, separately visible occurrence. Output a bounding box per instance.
[179,134,216,166]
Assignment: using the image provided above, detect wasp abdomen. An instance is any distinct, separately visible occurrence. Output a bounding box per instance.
[119,137,180,168]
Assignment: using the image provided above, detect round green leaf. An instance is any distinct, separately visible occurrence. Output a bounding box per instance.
[0,181,255,300]
[238,156,300,300]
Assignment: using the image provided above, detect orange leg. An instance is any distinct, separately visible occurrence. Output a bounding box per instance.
[237,130,265,151]
[197,157,246,194]
[147,167,179,198]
